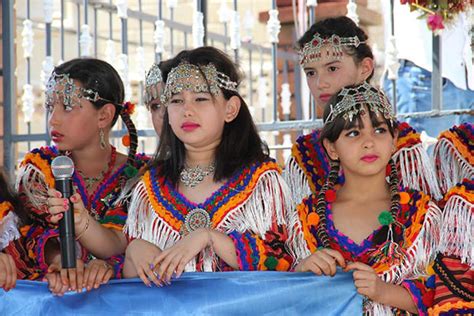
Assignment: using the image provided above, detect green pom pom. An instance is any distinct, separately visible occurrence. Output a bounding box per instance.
[378,211,394,226]
[264,256,278,270]
[124,165,138,178]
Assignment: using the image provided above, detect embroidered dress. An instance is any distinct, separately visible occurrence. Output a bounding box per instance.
[292,187,442,315]
[14,146,148,279]
[284,122,442,207]
[124,159,293,272]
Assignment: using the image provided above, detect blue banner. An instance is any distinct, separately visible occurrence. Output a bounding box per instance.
[0,272,362,315]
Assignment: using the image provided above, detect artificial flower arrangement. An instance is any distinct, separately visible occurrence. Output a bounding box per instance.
[400,0,473,32]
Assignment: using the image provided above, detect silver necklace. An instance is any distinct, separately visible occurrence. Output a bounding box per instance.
[180,162,216,188]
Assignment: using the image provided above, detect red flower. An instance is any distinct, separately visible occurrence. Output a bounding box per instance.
[122,101,136,116]
[427,14,445,31]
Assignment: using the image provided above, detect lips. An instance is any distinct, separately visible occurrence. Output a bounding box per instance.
[50,130,64,142]
[361,154,379,163]
[181,122,200,132]
[319,93,332,103]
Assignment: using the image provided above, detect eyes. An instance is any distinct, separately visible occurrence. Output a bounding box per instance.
[44,102,74,114]
[169,93,211,105]
[304,65,340,78]
[344,127,388,137]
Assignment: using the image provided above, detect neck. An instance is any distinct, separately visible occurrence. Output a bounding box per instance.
[337,170,390,202]
[71,145,112,176]
[185,145,216,167]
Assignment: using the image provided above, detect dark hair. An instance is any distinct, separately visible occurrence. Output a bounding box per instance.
[0,170,29,225]
[53,58,138,166]
[315,84,401,247]
[297,16,374,81]
[150,46,269,186]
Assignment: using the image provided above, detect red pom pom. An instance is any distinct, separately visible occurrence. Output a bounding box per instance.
[325,189,336,202]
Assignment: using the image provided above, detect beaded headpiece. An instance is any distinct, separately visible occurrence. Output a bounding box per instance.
[144,63,163,107]
[45,72,112,111]
[324,82,396,125]
[161,62,238,105]
[299,33,363,66]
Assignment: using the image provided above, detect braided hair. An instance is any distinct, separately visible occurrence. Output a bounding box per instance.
[316,85,401,247]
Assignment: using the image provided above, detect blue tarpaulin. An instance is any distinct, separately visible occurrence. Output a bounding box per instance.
[0,271,362,315]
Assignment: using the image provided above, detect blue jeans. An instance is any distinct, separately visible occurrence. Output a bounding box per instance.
[383,60,473,137]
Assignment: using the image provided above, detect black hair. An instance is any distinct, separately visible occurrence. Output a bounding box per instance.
[150,46,269,186]
[52,58,138,166]
[0,170,29,225]
[297,16,374,81]
[315,83,402,247]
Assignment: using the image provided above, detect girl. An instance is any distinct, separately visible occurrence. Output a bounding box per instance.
[123,47,293,286]
[16,58,148,295]
[291,82,442,315]
[0,171,29,291]
[144,62,166,137]
[284,16,441,208]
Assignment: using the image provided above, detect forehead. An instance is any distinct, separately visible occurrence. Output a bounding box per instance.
[303,50,356,70]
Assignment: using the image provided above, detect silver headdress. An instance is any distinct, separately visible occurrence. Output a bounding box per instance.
[324,82,396,125]
[144,63,163,107]
[299,33,363,66]
[161,62,238,105]
[45,72,110,111]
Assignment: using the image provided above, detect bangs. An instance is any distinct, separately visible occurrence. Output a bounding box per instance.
[343,107,388,130]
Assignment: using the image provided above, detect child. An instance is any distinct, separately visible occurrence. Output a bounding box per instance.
[144,62,166,137]
[123,47,293,286]
[15,58,148,295]
[291,82,442,314]
[285,16,441,208]
[0,171,28,291]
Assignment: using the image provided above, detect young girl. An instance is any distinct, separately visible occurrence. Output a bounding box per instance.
[123,47,293,286]
[144,62,165,137]
[0,171,29,291]
[284,16,441,208]
[15,58,147,295]
[291,82,442,315]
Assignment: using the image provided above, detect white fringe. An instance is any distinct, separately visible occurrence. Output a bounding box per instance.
[433,138,474,194]
[380,201,442,284]
[393,143,442,200]
[125,170,292,272]
[0,211,20,251]
[438,195,473,267]
[15,163,50,210]
[364,301,394,316]
[283,156,312,207]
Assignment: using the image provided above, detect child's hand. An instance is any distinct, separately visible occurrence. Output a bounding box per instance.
[124,239,163,287]
[344,261,388,302]
[47,190,88,229]
[0,253,17,291]
[83,259,113,291]
[48,257,85,293]
[152,228,211,284]
[44,271,69,296]
[295,248,346,276]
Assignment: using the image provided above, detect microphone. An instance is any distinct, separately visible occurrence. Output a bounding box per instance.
[51,156,76,269]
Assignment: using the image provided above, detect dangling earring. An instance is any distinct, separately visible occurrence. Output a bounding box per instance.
[99,128,106,150]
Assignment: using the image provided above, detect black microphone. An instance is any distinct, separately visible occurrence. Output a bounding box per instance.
[51,156,76,269]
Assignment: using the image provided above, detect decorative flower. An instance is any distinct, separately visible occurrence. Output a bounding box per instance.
[122,101,135,116]
[427,13,445,31]
[400,0,472,32]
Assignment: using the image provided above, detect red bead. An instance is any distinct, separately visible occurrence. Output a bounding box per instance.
[325,189,336,202]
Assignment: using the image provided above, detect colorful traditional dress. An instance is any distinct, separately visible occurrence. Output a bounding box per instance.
[14,146,148,279]
[284,122,442,207]
[428,179,474,315]
[124,159,293,272]
[291,187,442,315]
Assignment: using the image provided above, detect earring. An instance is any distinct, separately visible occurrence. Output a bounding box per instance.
[99,128,106,150]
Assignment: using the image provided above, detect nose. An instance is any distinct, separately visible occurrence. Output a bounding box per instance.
[362,133,375,149]
[316,74,329,90]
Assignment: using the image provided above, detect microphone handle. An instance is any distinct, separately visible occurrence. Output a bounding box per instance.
[56,178,76,269]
